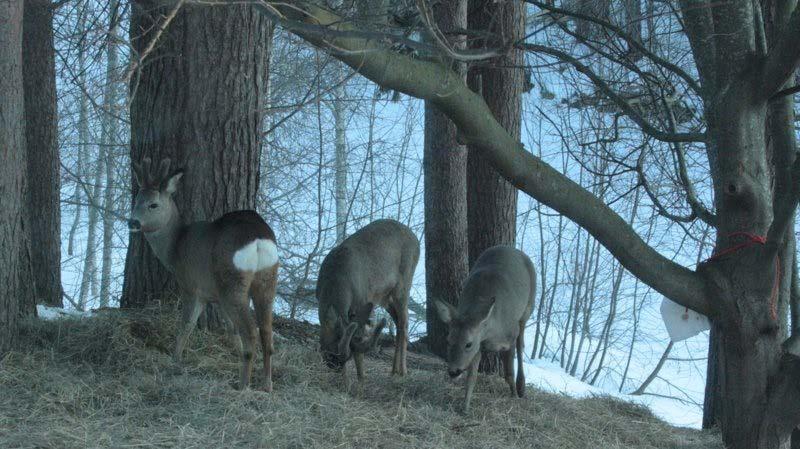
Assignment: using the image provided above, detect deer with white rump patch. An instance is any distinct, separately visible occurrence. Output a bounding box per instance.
[435,245,535,412]
[127,158,279,391]
[317,219,420,379]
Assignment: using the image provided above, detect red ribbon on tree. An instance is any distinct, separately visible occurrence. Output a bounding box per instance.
[705,232,780,321]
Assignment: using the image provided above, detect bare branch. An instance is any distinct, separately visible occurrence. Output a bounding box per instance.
[761,4,800,98]
[677,0,718,95]
[525,0,703,96]
[257,0,711,315]
[521,43,706,143]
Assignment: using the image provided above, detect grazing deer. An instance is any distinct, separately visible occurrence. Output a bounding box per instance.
[317,219,420,379]
[434,245,535,412]
[127,158,279,391]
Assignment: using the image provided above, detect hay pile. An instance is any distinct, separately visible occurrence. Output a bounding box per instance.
[0,307,722,448]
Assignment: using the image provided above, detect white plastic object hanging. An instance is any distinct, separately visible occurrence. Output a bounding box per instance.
[660,298,710,342]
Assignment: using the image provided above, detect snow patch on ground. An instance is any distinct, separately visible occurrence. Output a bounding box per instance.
[520,358,703,429]
[37,305,94,320]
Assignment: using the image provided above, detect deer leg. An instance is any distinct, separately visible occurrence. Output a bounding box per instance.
[386,304,401,375]
[354,351,365,380]
[396,301,409,376]
[516,322,526,398]
[503,349,515,397]
[464,353,480,413]
[221,296,257,390]
[251,267,277,392]
[174,294,204,365]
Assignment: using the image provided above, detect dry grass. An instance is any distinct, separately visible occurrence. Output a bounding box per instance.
[0,307,722,449]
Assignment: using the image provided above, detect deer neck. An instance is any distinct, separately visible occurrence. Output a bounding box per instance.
[144,208,184,272]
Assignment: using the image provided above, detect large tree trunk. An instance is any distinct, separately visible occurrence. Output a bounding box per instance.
[122,2,272,310]
[423,0,469,359]
[0,0,27,354]
[467,0,523,373]
[696,87,795,448]
[22,0,62,307]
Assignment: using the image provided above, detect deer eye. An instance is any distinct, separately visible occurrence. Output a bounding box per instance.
[465,342,473,349]
[149,203,158,209]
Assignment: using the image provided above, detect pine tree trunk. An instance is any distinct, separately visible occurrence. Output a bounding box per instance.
[467,0,524,374]
[22,0,62,307]
[122,3,272,309]
[423,0,469,359]
[0,0,27,354]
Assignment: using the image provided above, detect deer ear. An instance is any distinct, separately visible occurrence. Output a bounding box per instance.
[478,297,496,326]
[132,161,144,187]
[434,300,455,324]
[165,169,184,194]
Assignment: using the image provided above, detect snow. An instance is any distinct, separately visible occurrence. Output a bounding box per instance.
[520,357,703,429]
[37,305,94,320]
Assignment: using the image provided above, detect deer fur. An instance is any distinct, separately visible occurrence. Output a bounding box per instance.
[435,245,536,412]
[317,219,420,379]
[128,158,279,391]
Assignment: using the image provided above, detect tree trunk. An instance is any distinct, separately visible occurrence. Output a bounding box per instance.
[333,81,348,244]
[423,0,469,359]
[0,0,27,354]
[99,0,121,307]
[122,2,272,309]
[22,0,61,307]
[697,93,795,448]
[467,0,523,374]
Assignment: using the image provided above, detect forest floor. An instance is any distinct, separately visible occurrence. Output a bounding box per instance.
[0,306,722,449]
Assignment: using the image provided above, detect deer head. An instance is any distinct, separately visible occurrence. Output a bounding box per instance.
[434,297,496,378]
[319,302,386,370]
[128,157,184,234]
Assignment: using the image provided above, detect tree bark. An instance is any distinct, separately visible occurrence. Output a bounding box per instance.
[0,0,27,354]
[466,0,524,374]
[22,0,61,307]
[423,0,469,359]
[100,0,122,307]
[122,2,272,309]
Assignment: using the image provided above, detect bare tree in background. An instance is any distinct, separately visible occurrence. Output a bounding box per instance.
[422,0,469,358]
[122,2,273,314]
[23,0,62,307]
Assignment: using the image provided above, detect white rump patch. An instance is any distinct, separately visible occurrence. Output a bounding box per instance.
[660,298,709,342]
[232,239,278,272]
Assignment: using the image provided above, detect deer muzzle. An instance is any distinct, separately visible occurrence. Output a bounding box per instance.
[128,219,142,232]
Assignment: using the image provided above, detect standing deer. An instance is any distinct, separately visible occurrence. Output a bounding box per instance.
[127,158,279,391]
[434,245,535,412]
[317,219,420,379]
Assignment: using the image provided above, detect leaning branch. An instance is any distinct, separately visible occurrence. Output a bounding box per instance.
[256,1,711,315]
[761,4,800,99]
[766,154,800,249]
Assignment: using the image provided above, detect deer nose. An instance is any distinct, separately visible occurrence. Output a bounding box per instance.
[128,219,141,232]
[448,369,463,378]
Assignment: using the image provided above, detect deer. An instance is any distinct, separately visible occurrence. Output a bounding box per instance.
[317,219,420,380]
[434,245,535,412]
[127,158,279,391]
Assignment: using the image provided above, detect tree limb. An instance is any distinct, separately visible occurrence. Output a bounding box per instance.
[762,4,800,98]
[256,0,711,315]
[677,0,718,96]
[764,351,800,436]
[766,154,800,249]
